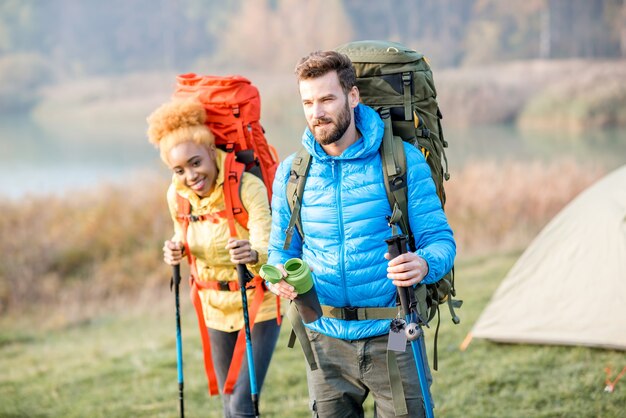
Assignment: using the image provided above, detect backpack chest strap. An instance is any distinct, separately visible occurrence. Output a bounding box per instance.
[176,210,228,224]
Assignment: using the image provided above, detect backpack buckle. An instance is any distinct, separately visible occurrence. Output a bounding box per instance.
[217,281,231,291]
[343,307,359,321]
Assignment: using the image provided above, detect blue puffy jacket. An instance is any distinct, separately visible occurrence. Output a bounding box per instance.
[268,104,456,340]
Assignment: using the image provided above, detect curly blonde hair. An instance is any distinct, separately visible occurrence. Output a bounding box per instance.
[146,98,215,163]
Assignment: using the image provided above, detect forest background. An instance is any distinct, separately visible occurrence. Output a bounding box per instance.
[1,1,625,417]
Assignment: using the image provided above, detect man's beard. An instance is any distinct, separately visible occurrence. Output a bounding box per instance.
[309,101,351,146]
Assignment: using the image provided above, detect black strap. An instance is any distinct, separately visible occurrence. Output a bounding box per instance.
[283,149,311,250]
[321,305,399,321]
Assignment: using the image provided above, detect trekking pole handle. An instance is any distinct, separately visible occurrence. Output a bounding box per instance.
[173,264,182,287]
[385,234,412,318]
[236,264,249,288]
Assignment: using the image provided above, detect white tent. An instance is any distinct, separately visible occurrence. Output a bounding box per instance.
[463,165,626,351]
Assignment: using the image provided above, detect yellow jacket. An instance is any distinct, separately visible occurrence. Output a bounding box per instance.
[167,149,278,332]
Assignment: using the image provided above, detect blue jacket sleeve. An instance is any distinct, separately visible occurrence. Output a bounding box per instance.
[267,154,304,265]
[404,145,456,284]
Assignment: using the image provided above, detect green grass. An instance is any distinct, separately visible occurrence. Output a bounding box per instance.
[1,253,624,417]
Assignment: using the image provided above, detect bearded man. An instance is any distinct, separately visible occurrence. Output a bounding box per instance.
[267,50,456,418]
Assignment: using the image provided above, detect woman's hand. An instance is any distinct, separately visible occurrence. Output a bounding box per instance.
[225,238,258,265]
[163,240,185,266]
[385,252,429,287]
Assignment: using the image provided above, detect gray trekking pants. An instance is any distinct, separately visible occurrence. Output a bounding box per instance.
[305,328,432,418]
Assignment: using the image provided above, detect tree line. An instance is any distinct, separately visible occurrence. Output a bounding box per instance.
[0,0,624,83]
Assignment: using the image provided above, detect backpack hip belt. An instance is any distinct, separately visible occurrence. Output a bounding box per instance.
[321,305,399,321]
[194,278,268,292]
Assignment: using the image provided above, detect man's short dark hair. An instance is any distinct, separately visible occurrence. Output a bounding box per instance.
[295,51,356,95]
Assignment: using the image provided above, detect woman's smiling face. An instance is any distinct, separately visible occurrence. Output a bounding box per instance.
[167,141,218,198]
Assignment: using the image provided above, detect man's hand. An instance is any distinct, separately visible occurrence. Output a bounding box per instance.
[385,252,429,287]
[266,263,298,300]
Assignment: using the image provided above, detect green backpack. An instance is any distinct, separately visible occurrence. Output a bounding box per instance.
[284,40,461,369]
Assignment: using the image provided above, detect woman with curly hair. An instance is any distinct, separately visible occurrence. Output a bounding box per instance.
[147,98,280,417]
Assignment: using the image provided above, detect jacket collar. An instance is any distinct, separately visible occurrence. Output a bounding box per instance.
[301,103,384,161]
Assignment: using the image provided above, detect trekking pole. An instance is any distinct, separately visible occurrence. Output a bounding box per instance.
[171,265,185,418]
[236,264,260,418]
[385,234,435,418]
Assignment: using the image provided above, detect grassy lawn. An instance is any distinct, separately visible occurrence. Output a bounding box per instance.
[1,252,624,417]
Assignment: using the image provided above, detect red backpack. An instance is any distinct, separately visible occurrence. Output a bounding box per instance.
[172,74,280,396]
[174,74,278,232]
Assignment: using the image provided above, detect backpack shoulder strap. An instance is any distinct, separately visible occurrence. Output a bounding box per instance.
[222,151,248,237]
[283,147,311,250]
[175,193,194,260]
[379,109,414,251]
[176,192,191,220]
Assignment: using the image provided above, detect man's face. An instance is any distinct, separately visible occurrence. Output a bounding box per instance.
[299,71,357,146]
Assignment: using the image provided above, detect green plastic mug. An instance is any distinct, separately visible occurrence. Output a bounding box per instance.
[260,258,322,323]
[283,258,314,294]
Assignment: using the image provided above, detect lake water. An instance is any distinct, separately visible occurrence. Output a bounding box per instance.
[1,114,624,199]
[0,114,165,198]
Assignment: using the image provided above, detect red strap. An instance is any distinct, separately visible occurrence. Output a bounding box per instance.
[175,192,281,395]
[196,280,241,292]
[176,210,228,224]
[190,279,220,396]
[175,195,198,277]
[176,194,219,395]
[222,152,248,235]
[235,120,249,151]
[604,366,626,393]
[176,194,191,229]
[223,275,267,394]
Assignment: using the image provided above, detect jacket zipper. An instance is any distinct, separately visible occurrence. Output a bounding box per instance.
[333,160,349,305]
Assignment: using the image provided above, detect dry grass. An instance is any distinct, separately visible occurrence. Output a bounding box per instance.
[0,159,605,322]
[518,63,626,132]
[0,174,171,323]
[445,158,605,256]
[436,59,626,129]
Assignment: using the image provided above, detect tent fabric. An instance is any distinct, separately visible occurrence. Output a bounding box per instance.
[468,165,626,351]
